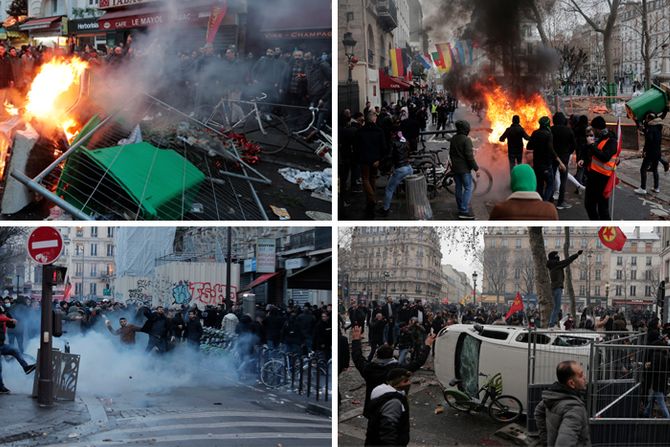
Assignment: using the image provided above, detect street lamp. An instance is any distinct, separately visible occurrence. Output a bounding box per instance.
[343,32,357,84]
[384,271,390,300]
[472,272,478,305]
[586,252,592,307]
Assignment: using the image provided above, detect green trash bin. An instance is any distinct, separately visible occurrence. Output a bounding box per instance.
[626,85,668,121]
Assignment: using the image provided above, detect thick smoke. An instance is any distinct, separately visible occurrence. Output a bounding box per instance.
[2,309,248,398]
[423,0,560,98]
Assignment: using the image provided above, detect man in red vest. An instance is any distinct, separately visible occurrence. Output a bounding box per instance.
[580,116,618,219]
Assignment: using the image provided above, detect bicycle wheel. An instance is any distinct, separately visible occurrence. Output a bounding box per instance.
[261,359,286,388]
[488,395,522,423]
[473,167,493,197]
[444,391,472,412]
[242,112,291,155]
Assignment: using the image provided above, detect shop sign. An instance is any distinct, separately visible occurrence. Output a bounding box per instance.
[99,0,153,9]
[263,30,331,40]
[100,10,198,31]
[243,259,257,273]
[69,18,101,33]
[256,238,276,273]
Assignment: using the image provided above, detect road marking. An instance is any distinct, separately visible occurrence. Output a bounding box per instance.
[43,432,332,446]
[116,410,329,424]
[31,240,59,249]
[100,421,331,435]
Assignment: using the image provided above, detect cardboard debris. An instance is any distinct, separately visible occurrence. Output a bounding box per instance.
[270,205,290,220]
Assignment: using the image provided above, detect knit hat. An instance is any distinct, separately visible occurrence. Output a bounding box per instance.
[386,368,412,387]
[591,116,607,130]
[510,164,537,192]
[539,116,551,128]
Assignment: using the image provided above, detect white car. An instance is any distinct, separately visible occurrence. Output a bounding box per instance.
[434,324,603,410]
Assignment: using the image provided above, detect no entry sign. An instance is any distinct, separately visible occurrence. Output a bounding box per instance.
[27,227,63,265]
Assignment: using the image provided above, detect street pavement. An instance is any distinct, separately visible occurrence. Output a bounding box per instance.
[0,362,331,447]
[338,338,517,447]
[341,106,670,221]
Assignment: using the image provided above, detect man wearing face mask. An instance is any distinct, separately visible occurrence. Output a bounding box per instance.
[365,368,413,446]
[579,116,618,220]
[547,250,582,328]
[535,360,591,446]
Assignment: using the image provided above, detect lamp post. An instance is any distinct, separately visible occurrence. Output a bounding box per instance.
[586,252,592,307]
[384,271,390,300]
[343,32,357,84]
[472,272,478,305]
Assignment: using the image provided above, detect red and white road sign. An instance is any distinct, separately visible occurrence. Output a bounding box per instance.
[27,227,63,265]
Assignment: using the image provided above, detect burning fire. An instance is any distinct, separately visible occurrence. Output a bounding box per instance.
[4,102,18,116]
[480,82,551,145]
[24,57,88,142]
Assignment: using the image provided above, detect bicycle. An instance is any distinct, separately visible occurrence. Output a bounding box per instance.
[409,147,493,199]
[195,93,291,155]
[443,372,522,423]
[293,105,332,164]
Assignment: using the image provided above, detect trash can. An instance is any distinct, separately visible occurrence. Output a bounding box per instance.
[405,174,433,220]
[626,85,668,120]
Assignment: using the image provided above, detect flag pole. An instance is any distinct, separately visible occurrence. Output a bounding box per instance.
[610,116,622,220]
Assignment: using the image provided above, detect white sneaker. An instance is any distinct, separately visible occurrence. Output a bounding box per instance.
[634,188,647,195]
[653,188,660,193]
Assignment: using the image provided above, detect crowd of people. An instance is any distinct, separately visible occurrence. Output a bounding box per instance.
[0,294,331,394]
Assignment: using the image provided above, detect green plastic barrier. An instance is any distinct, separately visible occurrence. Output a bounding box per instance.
[626,85,668,120]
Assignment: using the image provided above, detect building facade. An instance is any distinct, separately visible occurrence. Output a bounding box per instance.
[482,227,661,310]
[441,264,471,304]
[346,226,442,304]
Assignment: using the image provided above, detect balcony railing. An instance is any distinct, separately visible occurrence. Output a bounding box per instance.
[377,0,398,32]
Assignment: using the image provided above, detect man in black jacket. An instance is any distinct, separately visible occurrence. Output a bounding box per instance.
[527,116,565,202]
[351,325,434,418]
[365,368,412,446]
[547,250,582,328]
[551,112,578,209]
[499,115,530,172]
[380,128,413,217]
[355,112,386,218]
[635,112,664,195]
[579,116,619,220]
[142,306,170,353]
[184,310,203,350]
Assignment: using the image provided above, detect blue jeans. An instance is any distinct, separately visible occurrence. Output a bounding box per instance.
[454,173,473,214]
[535,166,555,202]
[0,343,29,387]
[644,391,670,418]
[549,288,563,327]
[384,165,413,210]
[398,348,410,366]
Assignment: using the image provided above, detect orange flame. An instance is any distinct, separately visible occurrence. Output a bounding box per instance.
[24,57,88,143]
[480,82,551,145]
[4,102,18,116]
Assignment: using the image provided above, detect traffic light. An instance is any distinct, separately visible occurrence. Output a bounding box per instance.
[47,266,67,287]
[657,281,666,309]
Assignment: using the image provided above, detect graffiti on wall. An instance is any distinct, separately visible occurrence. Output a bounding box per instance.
[170,280,238,307]
[126,279,152,307]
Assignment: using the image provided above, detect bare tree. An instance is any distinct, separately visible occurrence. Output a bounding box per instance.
[565,0,622,91]
[558,44,589,86]
[529,227,552,327]
[563,227,577,318]
[482,245,509,305]
[626,0,670,88]
[518,254,536,295]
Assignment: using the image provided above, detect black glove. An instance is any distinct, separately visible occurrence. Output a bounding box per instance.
[577,250,583,256]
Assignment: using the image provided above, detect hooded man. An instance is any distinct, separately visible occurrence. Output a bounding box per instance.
[579,115,618,220]
[535,360,591,446]
[527,116,566,202]
[449,120,480,219]
[490,164,559,220]
[547,250,582,328]
[499,115,531,172]
[551,112,578,209]
[351,325,434,418]
[365,368,413,446]
[635,112,664,195]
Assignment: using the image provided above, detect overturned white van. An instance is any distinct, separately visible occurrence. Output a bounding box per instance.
[433,324,603,411]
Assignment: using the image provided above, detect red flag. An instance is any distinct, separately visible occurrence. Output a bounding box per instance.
[505,293,524,320]
[63,281,72,302]
[603,118,622,199]
[598,226,627,251]
[206,0,229,45]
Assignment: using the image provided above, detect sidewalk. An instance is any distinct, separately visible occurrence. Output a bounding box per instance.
[0,393,91,444]
[618,153,670,205]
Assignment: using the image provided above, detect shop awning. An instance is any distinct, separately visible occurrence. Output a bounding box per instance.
[287,256,331,290]
[379,70,412,91]
[243,272,281,291]
[19,16,63,31]
[260,0,330,39]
